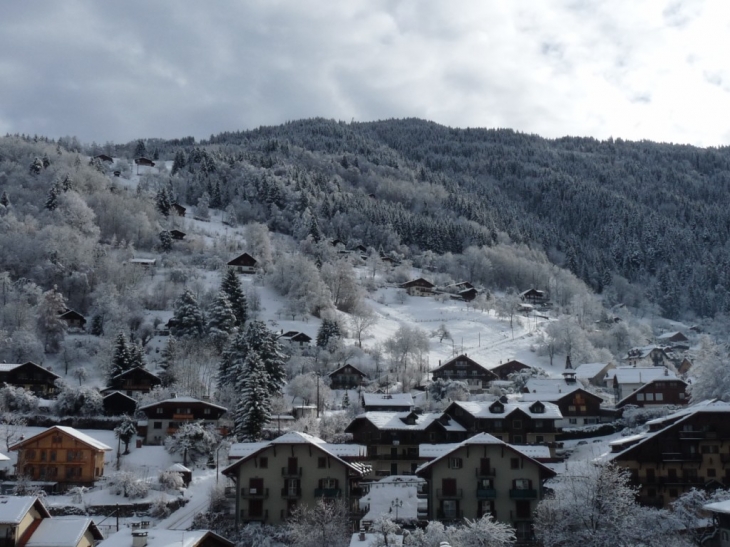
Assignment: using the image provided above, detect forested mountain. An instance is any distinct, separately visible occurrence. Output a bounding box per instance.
[6,118,730,320]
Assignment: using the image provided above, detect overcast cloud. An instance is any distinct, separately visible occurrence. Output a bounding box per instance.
[1,0,729,146]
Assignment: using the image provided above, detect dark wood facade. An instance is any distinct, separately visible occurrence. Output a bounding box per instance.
[432,354,498,390]
[328,364,367,389]
[0,362,60,397]
[102,391,137,416]
[58,309,86,329]
[227,252,258,273]
[489,360,531,380]
[171,203,186,216]
[400,278,435,296]
[616,378,689,408]
[138,396,228,444]
[107,367,162,395]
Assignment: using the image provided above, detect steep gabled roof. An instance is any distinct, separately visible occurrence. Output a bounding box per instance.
[399,278,434,289]
[615,377,688,407]
[0,496,50,524]
[227,252,257,267]
[223,431,368,477]
[415,433,557,476]
[431,354,496,377]
[362,393,414,408]
[26,517,104,547]
[448,400,563,419]
[138,396,227,412]
[328,364,368,378]
[10,426,111,452]
[610,366,675,384]
[110,367,162,382]
[0,362,60,379]
[97,529,233,547]
[345,412,466,433]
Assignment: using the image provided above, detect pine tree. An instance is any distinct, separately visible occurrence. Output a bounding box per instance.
[129,342,145,369]
[156,188,171,217]
[159,230,172,252]
[45,184,59,211]
[207,292,236,352]
[114,415,137,454]
[316,319,341,348]
[234,352,271,441]
[171,289,205,338]
[342,391,350,408]
[243,321,286,395]
[134,139,147,158]
[0,191,9,208]
[218,330,246,392]
[220,269,248,326]
[110,332,132,377]
[36,285,67,353]
[159,337,178,386]
[171,151,186,175]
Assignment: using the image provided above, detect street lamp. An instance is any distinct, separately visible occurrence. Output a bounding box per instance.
[391,498,403,522]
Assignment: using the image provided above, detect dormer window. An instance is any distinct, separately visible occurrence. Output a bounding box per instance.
[530,402,545,414]
[490,402,504,414]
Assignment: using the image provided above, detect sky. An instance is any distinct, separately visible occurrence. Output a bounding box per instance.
[1,0,730,146]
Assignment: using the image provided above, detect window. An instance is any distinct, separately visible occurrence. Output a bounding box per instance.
[534,420,543,429]
[156,408,163,414]
[568,405,576,412]
[511,458,520,470]
[442,500,457,519]
[513,420,522,430]
[40,451,46,461]
[321,478,337,489]
[679,393,685,400]
[585,418,597,425]
[259,457,268,469]
[318,457,327,469]
[656,393,663,401]
[646,393,654,401]
[153,422,162,429]
[449,457,463,469]
[569,418,577,425]
[514,479,531,490]
[493,420,503,430]
[52,436,62,444]
[50,451,56,462]
[580,406,587,412]
[536,435,544,443]
[204,408,211,415]
[513,435,523,443]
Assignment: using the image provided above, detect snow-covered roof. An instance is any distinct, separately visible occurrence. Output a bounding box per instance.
[704,500,730,515]
[138,396,227,411]
[512,445,551,459]
[574,363,611,379]
[362,393,414,408]
[419,443,461,459]
[611,367,675,385]
[452,400,563,419]
[0,363,23,372]
[350,412,466,432]
[54,427,112,451]
[624,345,666,359]
[349,533,403,547]
[228,442,271,460]
[0,453,9,462]
[167,463,191,473]
[523,378,582,395]
[608,433,647,448]
[416,433,556,475]
[358,475,424,525]
[0,496,50,524]
[223,431,369,476]
[97,529,226,547]
[26,518,102,547]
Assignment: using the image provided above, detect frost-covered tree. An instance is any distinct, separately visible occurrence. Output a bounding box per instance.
[114,415,137,454]
[0,413,27,451]
[164,421,219,467]
[159,336,178,386]
[110,332,132,378]
[171,289,205,338]
[671,487,730,546]
[72,366,87,386]
[129,341,145,369]
[234,352,271,441]
[321,259,361,312]
[287,373,332,408]
[688,335,730,402]
[159,230,172,252]
[36,285,66,353]
[535,461,680,547]
[207,291,236,352]
[0,386,39,414]
[287,498,351,547]
[133,139,147,158]
[350,303,377,347]
[54,382,103,417]
[155,188,172,217]
[196,192,210,219]
[158,470,185,491]
[220,269,248,327]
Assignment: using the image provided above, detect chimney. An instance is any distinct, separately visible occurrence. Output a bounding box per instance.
[132,532,148,547]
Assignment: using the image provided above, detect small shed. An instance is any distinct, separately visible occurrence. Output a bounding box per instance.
[58,309,87,330]
[167,463,192,486]
[94,154,114,163]
[171,203,186,217]
[227,252,258,274]
[169,230,186,241]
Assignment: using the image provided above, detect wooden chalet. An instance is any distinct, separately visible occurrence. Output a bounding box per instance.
[0,497,52,546]
[615,378,689,408]
[169,229,186,240]
[58,309,86,330]
[489,360,531,380]
[519,288,549,305]
[657,331,689,344]
[459,288,478,302]
[227,252,258,274]
[129,258,156,267]
[362,393,414,412]
[521,378,605,427]
[624,346,671,367]
[431,354,498,391]
[328,364,367,390]
[134,157,155,167]
[138,396,227,444]
[0,362,60,397]
[106,367,162,396]
[102,391,137,416]
[400,278,435,297]
[93,154,114,163]
[279,331,312,346]
[677,358,693,376]
[11,426,111,487]
[353,244,368,253]
[171,203,186,216]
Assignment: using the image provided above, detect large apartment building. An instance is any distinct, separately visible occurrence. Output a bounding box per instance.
[223,432,371,526]
[611,400,730,508]
[345,411,467,477]
[416,433,556,544]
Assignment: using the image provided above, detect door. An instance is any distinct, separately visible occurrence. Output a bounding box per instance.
[442,478,457,496]
[480,458,492,476]
[390,463,398,475]
[288,457,298,475]
[249,477,263,495]
[249,499,263,517]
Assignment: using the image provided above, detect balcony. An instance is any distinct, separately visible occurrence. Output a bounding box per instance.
[476,468,496,478]
[369,454,420,461]
[281,467,303,477]
[240,509,268,522]
[658,476,704,486]
[661,452,702,462]
[678,431,706,440]
[639,496,664,509]
[240,487,269,499]
[476,488,497,499]
[436,488,463,500]
[437,509,463,521]
[314,488,342,498]
[280,488,302,499]
[509,489,538,499]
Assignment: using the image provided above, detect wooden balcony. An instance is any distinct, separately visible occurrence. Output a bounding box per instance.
[437,509,463,521]
[240,509,268,522]
[477,488,497,499]
[281,487,302,499]
[314,488,342,498]
[476,468,497,478]
[281,467,302,477]
[661,452,702,462]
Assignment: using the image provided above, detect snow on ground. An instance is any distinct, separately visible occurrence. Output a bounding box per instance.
[359,475,425,523]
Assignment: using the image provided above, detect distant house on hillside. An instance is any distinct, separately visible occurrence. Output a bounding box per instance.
[102,391,137,417]
[58,309,86,330]
[105,368,162,396]
[400,278,435,297]
[520,379,605,427]
[615,378,688,408]
[574,362,615,386]
[227,252,257,274]
[624,346,671,367]
[519,288,549,305]
[279,331,312,347]
[0,362,60,397]
[489,359,531,380]
[171,203,186,216]
[328,364,367,389]
[657,332,689,344]
[362,393,414,412]
[129,258,156,267]
[94,154,114,163]
[138,396,227,444]
[431,354,497,391]
[609,366,677,401]
[169,229,186,240]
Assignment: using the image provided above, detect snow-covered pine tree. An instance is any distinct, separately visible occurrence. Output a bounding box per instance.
[220,269,248,327]
[114,415,137,454]
[159,230,172,252]
[171,151,186,176]
[243,321,286,396]
[234,352,271,441]
[110,332,132,377]
[316,318,341,348]
[0,191,9,208]
[134,139,147,158]
[156,188,171,217]
[44,184,59,211]
[207,292,236,352]
[129,341,145,369]
[36,285,67,353]
[171,289,205,338]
